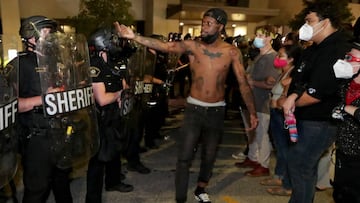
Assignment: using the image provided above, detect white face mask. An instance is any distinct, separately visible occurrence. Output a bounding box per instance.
[299,21,323,41]
[333,59,359,79]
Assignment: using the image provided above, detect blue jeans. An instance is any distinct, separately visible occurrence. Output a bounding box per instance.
[175,103,225,202]
[288,120,336,203]
[270,108,291,189]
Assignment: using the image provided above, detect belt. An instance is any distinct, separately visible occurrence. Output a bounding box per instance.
[31,113,69,129]
[33,106,44,114]
[186,103,224,112]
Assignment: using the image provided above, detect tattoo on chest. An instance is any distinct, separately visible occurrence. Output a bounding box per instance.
[185,50,193,55]
[203,49,222,58]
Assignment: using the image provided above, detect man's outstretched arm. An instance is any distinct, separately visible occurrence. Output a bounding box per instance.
[114,22,186,54]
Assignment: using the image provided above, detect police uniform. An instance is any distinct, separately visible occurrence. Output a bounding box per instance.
[15,51,73,203]
[124,50,153,174]
[86,56,132,203]
[143,51,168,148]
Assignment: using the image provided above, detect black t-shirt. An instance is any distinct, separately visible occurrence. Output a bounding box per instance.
[289,31,351,121]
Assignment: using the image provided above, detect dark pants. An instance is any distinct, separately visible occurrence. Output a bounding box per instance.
[144,95,167,147]
[144,105,161,147]
[85,153,122,203]
[333,151,360,203]
[175,103,225,202]
[22,135,72,203]
[269,108,291,189]
[287,120,336,203]
[124,105,144,165]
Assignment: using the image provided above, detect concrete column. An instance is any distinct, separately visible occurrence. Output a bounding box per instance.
[1,0,22,64]
[149,0,179,37]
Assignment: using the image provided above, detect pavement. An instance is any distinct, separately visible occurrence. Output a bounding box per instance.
[5,98,335,203]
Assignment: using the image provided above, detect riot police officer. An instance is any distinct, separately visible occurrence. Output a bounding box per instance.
[86,27,133,203]
[14,16,73,203]
[0,53,18,202]
[142,37,169,149]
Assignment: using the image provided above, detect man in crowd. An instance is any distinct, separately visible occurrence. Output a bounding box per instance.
[282,1,352,202]
[114,8,258,203]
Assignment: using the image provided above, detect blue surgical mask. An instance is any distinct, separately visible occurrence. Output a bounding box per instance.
[253,37,265,48]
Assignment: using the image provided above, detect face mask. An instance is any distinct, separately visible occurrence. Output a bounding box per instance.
[253,37,265,48]
[333,59,358,79]
[201,31,220,44]
[273,58,288,68]
[299,21,323,41]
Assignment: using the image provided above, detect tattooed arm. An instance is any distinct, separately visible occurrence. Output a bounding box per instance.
[231,47,258,130]
[114,22,186,54]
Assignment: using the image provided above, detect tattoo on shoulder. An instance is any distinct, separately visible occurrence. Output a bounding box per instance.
[203,49,222,59]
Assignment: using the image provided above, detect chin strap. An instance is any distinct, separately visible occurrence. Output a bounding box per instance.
[26,41,36,51]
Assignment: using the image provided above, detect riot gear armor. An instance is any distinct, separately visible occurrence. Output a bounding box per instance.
[0,35,18,188]
[88,28,113,52]
[35,32,100,169]
[19,15,57,40]
[88,28,136,62]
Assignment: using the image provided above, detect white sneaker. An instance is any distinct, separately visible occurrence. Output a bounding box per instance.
[194,192,211,203]
[232,151,246,160]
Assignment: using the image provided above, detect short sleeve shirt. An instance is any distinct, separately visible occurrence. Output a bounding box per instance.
[89,57,124,111]
[249,51,280,113]
[90,57,123,93]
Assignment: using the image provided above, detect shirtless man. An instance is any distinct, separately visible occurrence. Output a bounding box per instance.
[114,8,257,203]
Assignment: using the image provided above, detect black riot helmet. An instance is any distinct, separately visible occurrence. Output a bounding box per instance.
[19,15,57,40]
[88,27,136,61]
[88,28,113,52]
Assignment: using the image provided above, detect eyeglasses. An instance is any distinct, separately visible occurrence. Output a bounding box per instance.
[345,53,360,62]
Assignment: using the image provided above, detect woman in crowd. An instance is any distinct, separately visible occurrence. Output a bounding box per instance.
[332,40,360,203]
[261,44,302,196]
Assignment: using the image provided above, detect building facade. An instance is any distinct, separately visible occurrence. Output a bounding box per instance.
[0,0,360,52]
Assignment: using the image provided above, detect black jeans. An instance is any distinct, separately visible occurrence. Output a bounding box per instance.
[175,103,225,202]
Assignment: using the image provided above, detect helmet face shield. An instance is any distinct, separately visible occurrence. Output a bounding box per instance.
[88,28,136,61]
[19,16,57,40]
[88,28,112,52]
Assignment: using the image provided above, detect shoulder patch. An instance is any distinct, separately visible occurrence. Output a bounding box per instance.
[89,66,101,77]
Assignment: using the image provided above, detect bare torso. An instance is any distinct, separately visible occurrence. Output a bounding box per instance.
[187,40,234,103]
